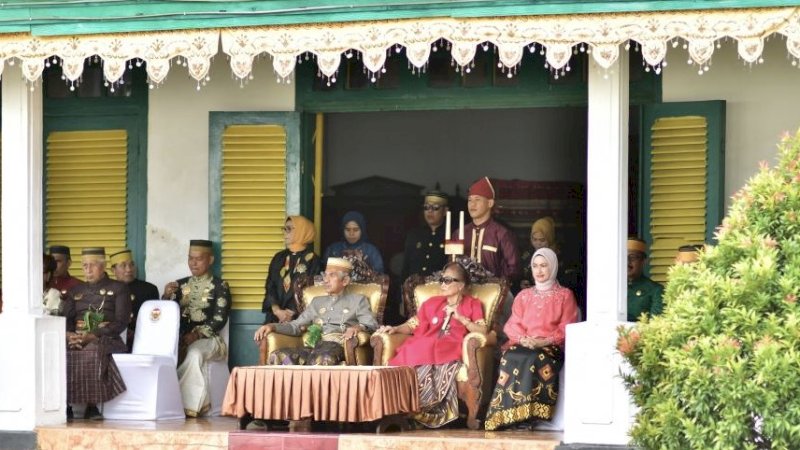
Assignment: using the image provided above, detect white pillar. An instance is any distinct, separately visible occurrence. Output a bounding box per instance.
[0,67,66,431]
[563,48,635,445]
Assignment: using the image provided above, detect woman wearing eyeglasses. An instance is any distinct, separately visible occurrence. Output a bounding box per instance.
[484,247,579,431]
[322,210,384,274]
[260,216,321,330]
[376,262,486,428]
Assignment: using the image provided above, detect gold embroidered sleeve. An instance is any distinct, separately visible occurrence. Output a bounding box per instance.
[405,316,420,330]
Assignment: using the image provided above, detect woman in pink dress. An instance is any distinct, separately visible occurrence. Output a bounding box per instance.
[484,248,579,431]
[377,262,487,428]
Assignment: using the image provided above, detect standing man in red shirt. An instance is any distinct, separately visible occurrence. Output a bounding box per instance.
[463,177,520,282]
[462,177,520,342]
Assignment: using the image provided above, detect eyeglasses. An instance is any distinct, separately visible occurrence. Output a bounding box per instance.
[440,276,463,285]
[281,226,294,233]
[627,254,645,262]
[423,204,443,212]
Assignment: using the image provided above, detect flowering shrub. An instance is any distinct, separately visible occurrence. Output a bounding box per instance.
[618,130,800,449]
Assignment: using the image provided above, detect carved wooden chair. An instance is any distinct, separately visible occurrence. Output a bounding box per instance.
[370,273,509,429]
[258,272,390,366]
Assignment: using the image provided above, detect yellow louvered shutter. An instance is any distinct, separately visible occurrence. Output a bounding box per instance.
[647,116,708,283]
[45,130,128,279]
[221,125,287,310]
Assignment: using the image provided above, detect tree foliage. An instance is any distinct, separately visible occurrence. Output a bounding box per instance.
[618,129,800,450]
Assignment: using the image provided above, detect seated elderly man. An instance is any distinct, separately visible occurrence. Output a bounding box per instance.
[253,257,378,366]
[62,247,131,420]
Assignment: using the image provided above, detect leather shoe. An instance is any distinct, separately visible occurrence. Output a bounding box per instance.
[84,405,103,421]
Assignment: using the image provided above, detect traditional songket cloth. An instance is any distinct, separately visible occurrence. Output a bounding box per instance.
[63,251,131,405]
[322,211,385,274]
[485,248,579,430]
[169,242,232,417]
[262,216,321,324]
[268,292,378,366]
[390,294,485,428]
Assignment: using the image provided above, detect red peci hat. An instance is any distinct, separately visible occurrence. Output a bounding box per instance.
[468,176,495,200]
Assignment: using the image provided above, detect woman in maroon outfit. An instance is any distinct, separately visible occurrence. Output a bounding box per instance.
[378,262,487,428]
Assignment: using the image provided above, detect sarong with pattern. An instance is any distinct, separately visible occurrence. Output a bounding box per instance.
[268,340,345,366]
[66,336,128,404]
[484,345,563,431]
[413,361,460,428]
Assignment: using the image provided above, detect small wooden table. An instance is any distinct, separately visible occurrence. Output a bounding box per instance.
[222,365,419,432]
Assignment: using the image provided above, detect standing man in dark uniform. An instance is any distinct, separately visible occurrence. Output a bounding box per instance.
[110,249,160,352]
[402,191,449,280]
[63,247,131,420]
[50,245,82,296]
[163,239,231,417]
[627,238,664,322]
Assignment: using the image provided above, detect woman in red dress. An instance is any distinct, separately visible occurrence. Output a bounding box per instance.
[377,262,487,428]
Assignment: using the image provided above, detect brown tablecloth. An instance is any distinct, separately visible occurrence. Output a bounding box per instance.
[222,365,420,422]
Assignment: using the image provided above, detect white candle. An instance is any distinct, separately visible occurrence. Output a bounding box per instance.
[459,211,464,240]
[445,211,451,240]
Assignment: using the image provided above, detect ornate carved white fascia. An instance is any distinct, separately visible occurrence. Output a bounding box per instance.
[221,7,800,80]
[1,8,799,84]
[0,30,218,85]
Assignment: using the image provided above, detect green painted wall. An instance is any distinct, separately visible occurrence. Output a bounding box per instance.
[296,49,661,112]
[1,0,796,36]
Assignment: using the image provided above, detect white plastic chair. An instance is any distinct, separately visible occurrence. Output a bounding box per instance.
[207,322,230,417]
[103,300,185,420]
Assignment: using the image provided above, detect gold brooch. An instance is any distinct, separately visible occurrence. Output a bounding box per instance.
[150,307,162,322]
[182,287,191,295]
[319,307,327,314]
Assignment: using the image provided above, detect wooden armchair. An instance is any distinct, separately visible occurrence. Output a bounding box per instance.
[258,273,389,366]
[370,274,509,430]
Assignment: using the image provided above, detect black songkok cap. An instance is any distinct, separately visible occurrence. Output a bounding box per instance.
[49,245,71,257]
[189,239,214,254]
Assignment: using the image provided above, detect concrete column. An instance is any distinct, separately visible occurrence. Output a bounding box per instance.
[0,66,66,433]
[562,48,635,446]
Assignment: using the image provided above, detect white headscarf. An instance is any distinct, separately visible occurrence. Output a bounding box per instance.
[532,247,559,292]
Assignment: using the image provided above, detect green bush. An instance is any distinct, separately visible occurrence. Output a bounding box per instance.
[618,129,800,450]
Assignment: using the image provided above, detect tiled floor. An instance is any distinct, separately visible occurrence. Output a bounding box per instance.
[36,417,234,450]
[36,417,562,450]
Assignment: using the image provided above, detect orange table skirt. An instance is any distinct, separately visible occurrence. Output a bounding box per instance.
[222,365,420,422]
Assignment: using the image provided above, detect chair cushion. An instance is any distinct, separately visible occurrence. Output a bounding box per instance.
[414,282,503,325]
